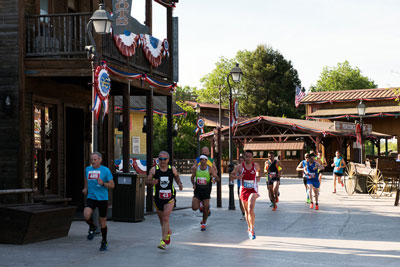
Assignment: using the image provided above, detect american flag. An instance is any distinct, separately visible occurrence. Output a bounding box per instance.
[295,86,305,108]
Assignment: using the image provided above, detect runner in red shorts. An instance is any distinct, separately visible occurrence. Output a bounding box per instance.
[230,150,261,240]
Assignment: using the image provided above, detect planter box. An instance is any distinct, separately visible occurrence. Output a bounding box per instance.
[0,203,76,244]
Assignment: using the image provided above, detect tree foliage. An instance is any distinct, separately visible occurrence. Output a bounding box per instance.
[153,102,209,159]
[174,85,198,102]
[310,61,377,92]
[198,45,303,118]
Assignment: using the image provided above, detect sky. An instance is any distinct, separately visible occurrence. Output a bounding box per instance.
[134,0,400,91]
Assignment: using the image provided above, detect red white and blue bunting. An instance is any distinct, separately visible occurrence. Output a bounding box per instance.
[105,63,177,91]
[113,30,140,57]
[93,63,111,121]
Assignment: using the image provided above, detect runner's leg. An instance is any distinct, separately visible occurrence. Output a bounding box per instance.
[247,193,258,232]
[273,181,279,201]
[161,201,174,241]
[242,200,250,229]
[202,198,210,224]
[192,197,200,211]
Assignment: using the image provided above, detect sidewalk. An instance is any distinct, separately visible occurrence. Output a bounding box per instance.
[1,175,400,267]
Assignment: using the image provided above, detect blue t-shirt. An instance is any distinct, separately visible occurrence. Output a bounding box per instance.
[305,161,319,180]
[334,157,344,174]
[85,165,113,201]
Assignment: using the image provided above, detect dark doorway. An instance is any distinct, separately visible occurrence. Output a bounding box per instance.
[66,107,85,211]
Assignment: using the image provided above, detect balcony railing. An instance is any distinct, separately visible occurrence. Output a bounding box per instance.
[26,13,92,57]
[25,13,171,80]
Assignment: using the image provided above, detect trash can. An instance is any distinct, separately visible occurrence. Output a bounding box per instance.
[112,173,145,222]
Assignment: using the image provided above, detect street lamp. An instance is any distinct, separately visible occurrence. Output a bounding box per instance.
[86,3,113,152]
[227,63,243,210]
[357,100,366,164]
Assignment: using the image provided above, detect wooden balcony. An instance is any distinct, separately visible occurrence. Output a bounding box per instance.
[25,13,171,80]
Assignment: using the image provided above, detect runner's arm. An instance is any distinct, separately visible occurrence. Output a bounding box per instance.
[172,166,183,190]
[255,163,261,183]
[145,167,157,185]
[82,172,88,195]
[210,167,220,182]
[296,161,304,172]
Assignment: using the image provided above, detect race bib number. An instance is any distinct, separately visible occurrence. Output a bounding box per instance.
[268,172,277,179]
[335,167,340,171]
[309,173,316,178]
[88,171,100,180]
[196,177,207,185]
[159,190,172,199]
[243,180,254,189]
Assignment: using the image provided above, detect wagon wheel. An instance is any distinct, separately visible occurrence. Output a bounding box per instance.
[344,163,357,195]
[366,169,384,199]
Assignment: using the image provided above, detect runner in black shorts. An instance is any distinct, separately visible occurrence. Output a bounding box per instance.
[297,153,311,204]
[265,151,284,211]
[146,151,183,250]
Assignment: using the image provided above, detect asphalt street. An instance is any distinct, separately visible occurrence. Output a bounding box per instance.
[1,174,400,267]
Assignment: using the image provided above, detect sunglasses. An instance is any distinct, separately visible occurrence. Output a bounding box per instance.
[159,157,168,161]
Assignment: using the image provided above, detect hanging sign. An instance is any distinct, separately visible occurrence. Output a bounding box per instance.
[194,118,205,135]
[93,63,111,121]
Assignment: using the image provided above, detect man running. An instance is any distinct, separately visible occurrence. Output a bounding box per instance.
[264,151,284,211]
[230,150,261,240]
[302,153,324,209]
[331,150,346,193]
[315,151,327,185]
[192,147,217,214]
[146,151,183,250]
[82,152,115,251]
[296,153,311,203]
[191,154,219,231]
[237,156,246,220]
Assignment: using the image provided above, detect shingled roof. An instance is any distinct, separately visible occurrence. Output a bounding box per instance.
[300,88,400,104]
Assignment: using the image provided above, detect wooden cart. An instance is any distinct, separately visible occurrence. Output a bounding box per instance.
[344,158,400,202]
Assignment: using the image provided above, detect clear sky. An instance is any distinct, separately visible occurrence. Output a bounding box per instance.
[139,0,400,90]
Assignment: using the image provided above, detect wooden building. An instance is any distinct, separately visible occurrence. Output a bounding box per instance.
[0,0,178,213]
[301,88,400,159]
[201,116,390,176]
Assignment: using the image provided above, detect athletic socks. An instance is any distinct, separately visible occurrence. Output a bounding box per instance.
[101,226,108,242]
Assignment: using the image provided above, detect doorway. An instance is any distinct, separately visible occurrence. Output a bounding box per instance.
[65,107,85,211]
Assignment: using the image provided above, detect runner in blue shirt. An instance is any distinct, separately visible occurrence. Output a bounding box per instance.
[303,153,324,210]
[82,152,114,251]
[331,150,346,193]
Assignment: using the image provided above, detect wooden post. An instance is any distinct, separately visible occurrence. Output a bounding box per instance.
[167,95,173,162]
[146,89,154,212]
[216,127,222,208]
[122,83,130,173]
[145,0,152,35]
[385,138,389,156]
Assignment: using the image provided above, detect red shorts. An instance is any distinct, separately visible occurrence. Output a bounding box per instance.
[240,188,259,202]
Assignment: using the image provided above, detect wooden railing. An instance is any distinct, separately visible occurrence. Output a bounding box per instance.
[25,13,171,79]
[25,13,92,57]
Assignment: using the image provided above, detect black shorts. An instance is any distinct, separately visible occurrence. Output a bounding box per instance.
[194,188,211,201]
[267,177,280,186]
[318,170,324,174]
[237,185,241,196]
[86,198,108,218]
[334,172,343,177]
[303,177,307,186]
[154,197,175,211]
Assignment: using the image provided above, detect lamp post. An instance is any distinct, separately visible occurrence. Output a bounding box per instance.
[86,3,113,153]
[357,100,366,164]
[227,63,243,210]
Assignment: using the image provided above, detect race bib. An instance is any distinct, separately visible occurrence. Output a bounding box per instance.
[268,172,277,179]
[196,177,207,185]
[335,167,340,171]
[159,189,172,199]
[309,173,316,178]
[88,171,100,180]
[243,180,254,189]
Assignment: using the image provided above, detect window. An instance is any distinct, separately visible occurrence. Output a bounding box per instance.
[40,0,49,15]
[33,104,57,195]
[132,136,140,154]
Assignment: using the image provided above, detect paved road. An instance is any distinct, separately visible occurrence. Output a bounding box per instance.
[1,174,400,267]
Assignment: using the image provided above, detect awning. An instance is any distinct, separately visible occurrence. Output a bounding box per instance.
[244,141,305,151]
[309,105,400,117]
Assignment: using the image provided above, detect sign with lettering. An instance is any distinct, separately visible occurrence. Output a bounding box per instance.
[334,121,372,134]
[112,0,149,35]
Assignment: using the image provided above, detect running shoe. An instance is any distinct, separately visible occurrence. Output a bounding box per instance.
[87,227,96,240]
[251,231,256,240]
[240,214,245,221]
[341,181,344,187]
[269,202,274,207]
[306,197,311,204]
[310,203,314,209]
[165,230,171,245]
[276,197,279,203]
[199,201,204,213]
[272,203,277,211]
[99,241,108,251]
[200,224,206,231]
[315,204,319,210]
[158,239,166,250]
[332,189,336,194]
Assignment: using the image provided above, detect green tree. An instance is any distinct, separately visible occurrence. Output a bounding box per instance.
[174,85,198,102]
[236,45,302,118]
[152,102,209,159]
[311,61,377,92]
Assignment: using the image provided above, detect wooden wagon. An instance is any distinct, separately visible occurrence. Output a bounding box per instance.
[343,158,400,203]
